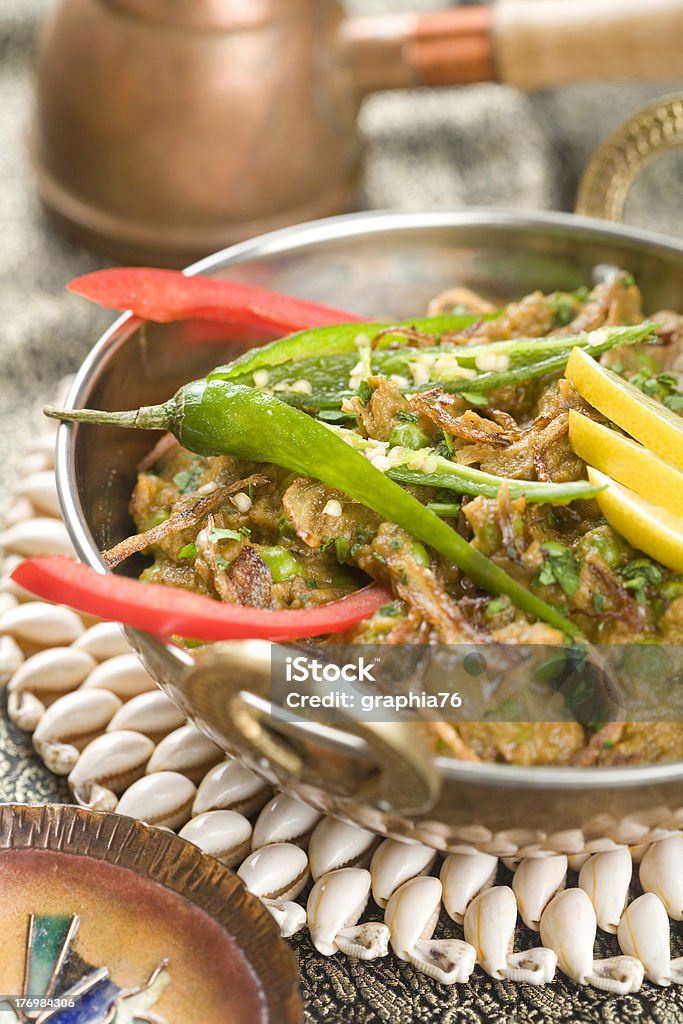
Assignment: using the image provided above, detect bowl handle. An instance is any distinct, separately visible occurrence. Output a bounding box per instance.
[576,93,683,222]
[182,640,442,816]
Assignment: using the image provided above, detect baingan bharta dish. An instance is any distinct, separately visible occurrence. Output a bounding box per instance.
[20,255,683,773]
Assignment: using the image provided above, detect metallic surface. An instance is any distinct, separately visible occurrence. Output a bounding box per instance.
[56,209,683,849]
[30,1,494,266]
[0,803,303,1022]
[576,94,683,222]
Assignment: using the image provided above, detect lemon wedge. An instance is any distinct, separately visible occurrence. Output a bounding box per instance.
[565,347,683,472]
[587,467,683,572]
[569,410,683,516]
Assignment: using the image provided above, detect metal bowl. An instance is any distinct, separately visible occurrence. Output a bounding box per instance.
[56,208,683,857]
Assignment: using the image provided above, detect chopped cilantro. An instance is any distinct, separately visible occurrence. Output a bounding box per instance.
[177,543,197,559]
[550,294,576,327]
[216,555,230,571]
[209,527,244,543]
[535,541,581,597]
[486,598,507,615]
[628,370,683,412]
[357,380,372,406]
[396,410,419,423]
[619,558,664,604]
[173,466,202,493]
[592,593,606,612]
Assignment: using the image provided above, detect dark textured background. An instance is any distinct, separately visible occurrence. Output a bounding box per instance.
[3,1,683,1020]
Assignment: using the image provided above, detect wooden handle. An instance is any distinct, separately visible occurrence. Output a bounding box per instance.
[495,0,683,91]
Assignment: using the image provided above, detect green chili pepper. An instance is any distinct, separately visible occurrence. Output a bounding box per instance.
[258,545,301,582]
[45,381,581,638]
[427,502,461,518]
[208,313,487,383]
[330,426,604,504]
[242,323,657,411]
[438,323,656,397]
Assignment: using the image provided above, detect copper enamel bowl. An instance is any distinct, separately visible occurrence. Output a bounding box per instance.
[55,207,683,857]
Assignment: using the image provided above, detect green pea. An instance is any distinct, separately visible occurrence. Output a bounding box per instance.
[411,541,430,567]
[388,423,430,451]
[259,545,302,582]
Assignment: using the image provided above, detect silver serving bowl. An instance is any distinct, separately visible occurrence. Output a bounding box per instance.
[57,209,683,856]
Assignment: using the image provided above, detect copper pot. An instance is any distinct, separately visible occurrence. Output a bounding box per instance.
[31,0,683,266]
[53,97,683,856]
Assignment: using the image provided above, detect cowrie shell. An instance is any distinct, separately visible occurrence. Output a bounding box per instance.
[116,771,197,830]
[440,851,498,924]
[385,874,475,983]
[19,451,53,477]
[34,687,122,756]
[68,730,155,802]
[513,855,567,931]
[8,648,96,697]
[0,634,23,684]
[3,498,36,527]
[464,886,556,984]
[238,842,309,901]
[179,810,253,867]
[15,472,61,518]
[308,868,388,960]
[0,592,18,615]
[7,690,45,731]
[385,875,442,960]
[579,847,632,934]
[262,900,307,938]
[81,653,157,699]
[27,432,59,457]
[370,839,436,909]
[0,518,75,558]
[640,835,683,920]
[145,724,222,783]
[0,602,84,647]
[106,690,186,743]
[252,793,322,851]
[193,759,271,817]
[72,622,130,661]
[308,817,378,881]
[540,888,643,993]
[618,892,683,986]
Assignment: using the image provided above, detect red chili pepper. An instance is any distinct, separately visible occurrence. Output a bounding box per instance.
[68,268,362,333]
[11,557,392,642]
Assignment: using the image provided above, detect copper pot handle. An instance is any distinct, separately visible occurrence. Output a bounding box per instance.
[576,94,683,223]
[341,0,683,97]
[183,641,441,815]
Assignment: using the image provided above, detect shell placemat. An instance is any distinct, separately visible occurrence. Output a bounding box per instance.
[2,384,683,998]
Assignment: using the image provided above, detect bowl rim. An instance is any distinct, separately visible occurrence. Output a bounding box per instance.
[56,206,683,793]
